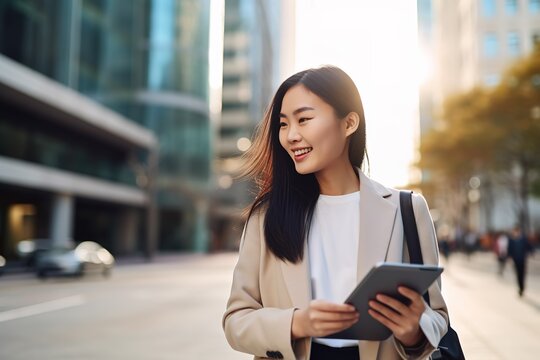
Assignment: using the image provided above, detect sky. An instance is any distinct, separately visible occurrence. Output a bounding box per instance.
[294,0,422,188]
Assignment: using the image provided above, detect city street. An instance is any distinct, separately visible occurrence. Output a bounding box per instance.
[440,251,540,359]
[0,254,248,360]
[0,251,539,359]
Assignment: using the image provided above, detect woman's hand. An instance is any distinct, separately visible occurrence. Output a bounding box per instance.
[291,300,359,340]
[368,286,426,347]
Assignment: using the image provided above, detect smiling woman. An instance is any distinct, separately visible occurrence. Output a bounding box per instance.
[222,66,449,360]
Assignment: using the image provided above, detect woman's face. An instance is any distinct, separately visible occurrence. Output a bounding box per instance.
[279,84,350,175]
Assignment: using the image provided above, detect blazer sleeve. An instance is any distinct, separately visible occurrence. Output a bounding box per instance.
[394,193,449,360]
[222,210,297,359]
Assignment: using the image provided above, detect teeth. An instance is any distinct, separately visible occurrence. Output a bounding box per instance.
[293,148,312,156]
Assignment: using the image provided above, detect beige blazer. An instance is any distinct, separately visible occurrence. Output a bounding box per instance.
[223,171,448,360]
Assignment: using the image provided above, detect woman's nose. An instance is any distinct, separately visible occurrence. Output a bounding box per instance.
[287,125,302,143]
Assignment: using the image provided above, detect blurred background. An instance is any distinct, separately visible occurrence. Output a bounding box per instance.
[0,0,294,260]
[0,0,539,359]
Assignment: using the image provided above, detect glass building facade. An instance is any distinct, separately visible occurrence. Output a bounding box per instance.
[0,102,138,186]
[212,0,279,250]
[0,0,217,255]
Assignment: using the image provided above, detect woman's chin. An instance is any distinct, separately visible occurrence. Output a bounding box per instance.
[293,162,318,175]
[293,164,311,175]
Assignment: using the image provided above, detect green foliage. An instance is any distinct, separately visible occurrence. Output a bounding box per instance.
[419,45,540,195]
[532,179,540,198]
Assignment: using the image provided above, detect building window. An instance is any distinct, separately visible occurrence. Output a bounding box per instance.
[508,31,520,56]
[482,0,497,17]
[483,33,498,57]
[533,33,540,46]
[505,0,518,14]
[484,74,500,87]
[530,0,540,13]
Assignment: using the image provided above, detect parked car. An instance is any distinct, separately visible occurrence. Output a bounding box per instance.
[16,239,53,268]
[0,255,5,276]
[35,241,115,279]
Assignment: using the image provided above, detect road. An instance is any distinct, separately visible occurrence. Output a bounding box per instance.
[0,254,248,360]
[0,251,539,359]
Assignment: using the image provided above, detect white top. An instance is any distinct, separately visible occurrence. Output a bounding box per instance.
[309,191,360,348]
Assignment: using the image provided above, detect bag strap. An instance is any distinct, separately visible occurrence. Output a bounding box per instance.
[400,190,431,305]
[401,192,462,359]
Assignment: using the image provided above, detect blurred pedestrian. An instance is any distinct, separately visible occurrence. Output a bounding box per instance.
[508,226,534,297]
[464,229,477,260]
[222,66,449,360]
[437,224,452,262]
[494,231,509,276]
[440,237,451,262]
[454,226,464,252]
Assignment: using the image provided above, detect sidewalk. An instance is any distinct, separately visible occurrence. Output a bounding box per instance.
[441,251,540,359]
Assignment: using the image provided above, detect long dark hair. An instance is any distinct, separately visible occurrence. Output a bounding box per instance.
[242,65,367,263]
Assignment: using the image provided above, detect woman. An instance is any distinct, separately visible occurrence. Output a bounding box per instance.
[223,66,448,360]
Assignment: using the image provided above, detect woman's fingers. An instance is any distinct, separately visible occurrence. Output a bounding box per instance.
[308,309,359,322]
[397,286,419,299]
[367,289,426,346]
[368,299,402,324]
[373,294,409,315]
[304,300,360,337]
[398,287,425,312]
[310,315,359,337]
[308,299,359,322]
[368,308,398,331]
[370,288,425,317]
[310,299,357,313]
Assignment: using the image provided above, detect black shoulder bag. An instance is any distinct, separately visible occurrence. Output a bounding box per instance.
[400,191,466,360]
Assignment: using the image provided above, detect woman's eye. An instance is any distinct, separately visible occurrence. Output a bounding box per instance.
[279,122,287,128]
[299,117,313,123]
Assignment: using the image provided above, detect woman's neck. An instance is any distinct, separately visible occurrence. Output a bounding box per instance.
[315,162,360,196]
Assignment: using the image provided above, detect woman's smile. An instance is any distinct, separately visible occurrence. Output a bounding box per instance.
[292,146,313,161]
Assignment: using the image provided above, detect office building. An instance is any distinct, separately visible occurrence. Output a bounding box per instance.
[0,0,222,258]
[429,0,540,104]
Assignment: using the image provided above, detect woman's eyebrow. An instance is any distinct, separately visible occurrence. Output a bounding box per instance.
[279,106,315,118]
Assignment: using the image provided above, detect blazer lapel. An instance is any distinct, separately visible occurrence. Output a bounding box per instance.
[356,171,398,282]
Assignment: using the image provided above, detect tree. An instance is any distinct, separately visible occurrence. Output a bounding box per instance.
[418,44,540,233]
[418,87,494,233]
[487,44,540,231]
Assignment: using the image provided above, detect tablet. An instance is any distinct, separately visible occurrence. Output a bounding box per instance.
[324,262,443,341]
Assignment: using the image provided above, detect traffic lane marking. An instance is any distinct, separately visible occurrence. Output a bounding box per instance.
[0,295,86,323]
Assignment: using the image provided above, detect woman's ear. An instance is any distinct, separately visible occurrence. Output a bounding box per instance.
[344,112,360,137]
